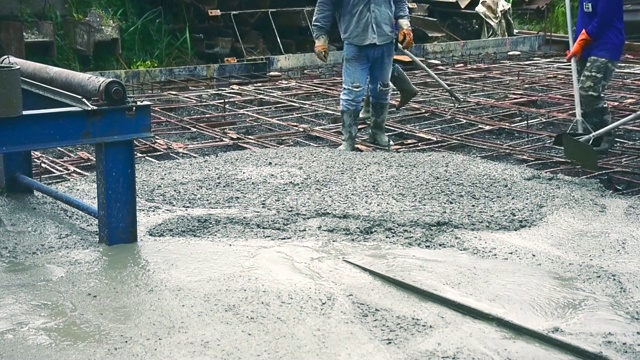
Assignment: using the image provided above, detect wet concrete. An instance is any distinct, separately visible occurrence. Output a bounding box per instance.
[1,147,639,359]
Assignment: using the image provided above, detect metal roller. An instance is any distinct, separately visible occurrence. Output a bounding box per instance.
[0,56,127,106]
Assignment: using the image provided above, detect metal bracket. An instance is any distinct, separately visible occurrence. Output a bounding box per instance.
[21,78,97,110]
[268,10,286,55]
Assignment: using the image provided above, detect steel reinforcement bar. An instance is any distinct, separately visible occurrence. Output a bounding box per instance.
[30,54,640,194]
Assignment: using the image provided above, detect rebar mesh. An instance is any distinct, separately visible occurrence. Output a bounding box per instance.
[33,52,640,195]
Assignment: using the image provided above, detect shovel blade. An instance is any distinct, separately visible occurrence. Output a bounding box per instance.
[562,134,599,171]
[553,132,579,146]
[552,132,604,147]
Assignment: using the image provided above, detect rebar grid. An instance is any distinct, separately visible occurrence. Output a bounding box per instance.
[33,54,640,194]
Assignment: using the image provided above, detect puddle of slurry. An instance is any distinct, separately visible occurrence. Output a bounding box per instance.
[1,239,575,360]
[0,257,106,347]
[132,240,578,360]
[347,248,636,342]
[438,199,640,357]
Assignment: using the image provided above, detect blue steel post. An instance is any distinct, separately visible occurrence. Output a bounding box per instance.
[0,152,33,193]
[95,140,138,245]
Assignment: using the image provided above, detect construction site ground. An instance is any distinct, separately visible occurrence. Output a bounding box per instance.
[1,53,640,359]
[29,53,640,195]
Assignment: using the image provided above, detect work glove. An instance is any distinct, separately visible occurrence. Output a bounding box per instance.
[566,29,592,62]
[397,19,414,50]
[314,35,329,63]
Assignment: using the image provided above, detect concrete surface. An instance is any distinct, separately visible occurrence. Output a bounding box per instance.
[1,147,639,359]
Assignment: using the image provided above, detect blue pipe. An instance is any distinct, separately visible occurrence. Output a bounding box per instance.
[14,174,99,219]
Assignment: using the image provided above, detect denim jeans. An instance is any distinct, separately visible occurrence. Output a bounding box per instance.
[340,41,395,112]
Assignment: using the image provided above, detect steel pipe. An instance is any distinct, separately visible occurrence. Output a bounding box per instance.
[14,174,99,219]
[565,0,584,132]
[578,110,640,143]
[0,56,127,106]
[0,64,23,118]
[396,44,463,103]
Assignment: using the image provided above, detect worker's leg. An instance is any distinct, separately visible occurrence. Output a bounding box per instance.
[390,63,418,110]
[360,77,372,120]
[360,64,418,119]
[578,56,618,152]
[367,41,395,147]
[360,92,371,120]
[363,64,418,117]
[339,43,370,151]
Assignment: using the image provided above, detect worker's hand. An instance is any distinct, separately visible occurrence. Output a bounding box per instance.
[397,19,414,50]
[566,29,592,62]
[314,35,329,63]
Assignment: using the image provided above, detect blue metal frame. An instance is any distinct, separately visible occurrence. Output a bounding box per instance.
[1,94,152,246]
[1,104,152,153]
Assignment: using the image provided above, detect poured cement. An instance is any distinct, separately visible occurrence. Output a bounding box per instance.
[1,148,639,359]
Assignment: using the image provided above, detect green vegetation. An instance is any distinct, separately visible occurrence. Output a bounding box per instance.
[512,0,579,35]
[25,0,197,72]
[16,0,579,72]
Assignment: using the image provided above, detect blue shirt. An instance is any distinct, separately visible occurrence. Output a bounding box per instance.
[312,0,410,46]
[576,0,626,61]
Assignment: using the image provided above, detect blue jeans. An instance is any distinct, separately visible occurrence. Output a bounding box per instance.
[340,42,395,112]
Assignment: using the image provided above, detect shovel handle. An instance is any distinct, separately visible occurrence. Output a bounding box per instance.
[579,110,640,142]
[565,0,584,132]
[396,44,463,103]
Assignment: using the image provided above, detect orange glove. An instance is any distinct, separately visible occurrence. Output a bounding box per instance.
[566,29,592,62]
[314,35,329,63]
[397,19,414,50]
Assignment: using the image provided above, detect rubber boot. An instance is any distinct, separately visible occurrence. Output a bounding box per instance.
[368,102,393,148]
[391,65,418,110]
[588,113,615,154]
[359,95,371,120]
[338,109,359,151]
[593,131,615,154]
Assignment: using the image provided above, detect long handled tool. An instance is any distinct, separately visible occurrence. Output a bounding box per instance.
[553,0,640,171]
[396,43,463,103]
[550,0,640,171]
[551,0,604,171]
[564,0,585,133]
[554,110,640,171]
[345,259,611,360]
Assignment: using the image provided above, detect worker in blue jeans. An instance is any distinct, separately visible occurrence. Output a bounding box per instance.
[312,0,413,151]
[360,63,418,121]
[361,19,418,120]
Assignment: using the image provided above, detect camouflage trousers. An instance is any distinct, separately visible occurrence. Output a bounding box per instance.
[577,56,618,132]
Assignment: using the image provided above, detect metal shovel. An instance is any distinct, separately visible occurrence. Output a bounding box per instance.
[551,0,598,170]
[554,110,640,171]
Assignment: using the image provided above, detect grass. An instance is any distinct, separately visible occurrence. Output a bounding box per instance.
[23,0,197,72]
[16,0,577,72]
[547,0,580,35]
[512,0,579,35]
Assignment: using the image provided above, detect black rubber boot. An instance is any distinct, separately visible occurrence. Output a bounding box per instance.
[391,65,418,110]
[587,111,615,154]
[368,102,393,148]
[593,131,615,154]
[338,109,359,151]
[359,95,371,121]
